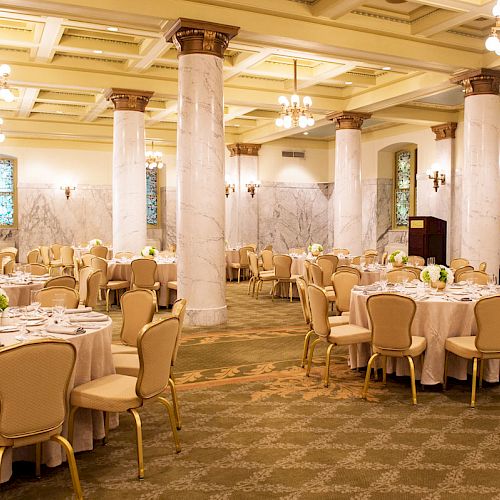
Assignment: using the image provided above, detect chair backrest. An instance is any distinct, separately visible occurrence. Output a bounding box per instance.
[238,246,253,267]
[404,266,422,280]
[407,255,425,266]
[90,245,108,259]
[0,251,16,263]
[39,246,51,266]
[332,270,360,313]
[244,243,257,251]
[131,258,157,288]
[307,284,330,337]
[263,244,273,251]
[381,252,388,265]
[171,298,187,364]
[136,317,179,400]
[120,289,156,347]
[2,246,17,256]
[303,260,312,285]
[60,246,74,266]
[73,255,81,281]
[454,265,474,282]
[50,244,62,260]
[479,262,487,272]
[273,254,292,279]
[296,276,311,325]
[367,293,416,351]
[115,251,134,259]
[261,249,274,271]
[0,340,76,442]
[364,249,378,257]
[90,256,109,286]
[78,266,91,303]
[34,286,80,308]
[248,252,260,278]
[332,248,350,256]
[351,256,361,265]
[387,269,415,283]
[81,254,94,267]
[450,257,469,270]
[26,249,40,264]
[475,296,500,353]
[3,258,14,274]
[317,255,339,287]
[28,263,49,276]
[85,269,102,308]
[309,262,324,287]
[459,270,488,285]
[336,266,361,279]
[44,276,76,289]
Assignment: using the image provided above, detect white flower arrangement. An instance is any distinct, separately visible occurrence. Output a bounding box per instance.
[0,287,9,310]
[141,246,159,257]
[89,238,102,247]
[308,243,323,254]
[420,264,454,284]
[389,250,408,265]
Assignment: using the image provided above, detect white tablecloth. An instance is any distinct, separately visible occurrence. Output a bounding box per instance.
[1,281,45,306]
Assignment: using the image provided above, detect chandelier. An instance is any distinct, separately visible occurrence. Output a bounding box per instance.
[0,65,14,103]
[145,141,163,170]
[485,1,500,53]
[275,59,315,129]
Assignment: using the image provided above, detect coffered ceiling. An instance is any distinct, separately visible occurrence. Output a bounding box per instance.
[0,0,497,146]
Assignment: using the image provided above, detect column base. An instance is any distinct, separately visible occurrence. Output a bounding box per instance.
[185,305,227,326]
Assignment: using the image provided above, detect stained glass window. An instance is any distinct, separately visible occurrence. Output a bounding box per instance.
[0,158,16,227]
[394,150,415,228]
[146,168,158,226]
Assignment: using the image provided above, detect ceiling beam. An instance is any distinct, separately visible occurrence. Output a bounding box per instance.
[311,0,366,19]
[146,102,178,125]
[224,48,274,81]
[127,38,173,72]
[80,94,109,122]
[33,16,64,63]
[223,106,256,123]
[372,105,460,125]
[294,63,357,90]
[16,87,39,118]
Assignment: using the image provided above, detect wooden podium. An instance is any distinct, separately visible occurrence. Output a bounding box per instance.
[408,216,447,265]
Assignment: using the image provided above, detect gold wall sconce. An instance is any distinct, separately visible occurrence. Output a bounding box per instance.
[61,185,76,199]
[246,181,260,198]
[426,169,445,192]
[225,183,235,198]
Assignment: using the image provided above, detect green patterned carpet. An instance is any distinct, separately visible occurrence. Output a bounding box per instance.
[2,282,500,499]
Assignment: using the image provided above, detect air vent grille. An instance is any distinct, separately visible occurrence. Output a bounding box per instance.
[282,151,305,158]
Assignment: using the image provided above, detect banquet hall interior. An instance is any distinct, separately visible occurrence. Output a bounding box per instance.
[0,0,499,498]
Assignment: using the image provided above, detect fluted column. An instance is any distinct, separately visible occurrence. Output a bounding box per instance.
[327,111,371,256]
[226,143,260,248]
[166,19,239,326]
[106,88,153,253]
[451,69,500,274]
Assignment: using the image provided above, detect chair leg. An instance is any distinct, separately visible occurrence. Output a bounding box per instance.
[155,290,159,312]
[255,279,261,299]
[443,351,449,390]
[362,353,379,399]
[67,406,79,444]
[479,358,484,389]
[301,330,313,368]
[128,408,145,479]
[157,397,182,453]
[382,356,387,385]
[103,411,110,445]
[35,442,42,478]
[271,281,276,301]
[248,277,254,295]
[289,282,293,302]
[105,288,110,312]
[407,356,417,405]
[237,269,241,283]
[51,435,83,500]
[168,377,182,430]
[306,338,321,377]
[471,357,478,408]
[324,343,335,388]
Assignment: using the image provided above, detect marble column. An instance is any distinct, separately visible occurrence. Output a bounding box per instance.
[105,88,153,253]
[451,69,500,275]
[327,111,371,255]
[166,19,239,326]
[226,143,260,248]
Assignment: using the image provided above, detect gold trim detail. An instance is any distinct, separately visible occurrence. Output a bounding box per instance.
[105,88,154,112]
[227,143,261,157]
[450,68,500,97]
[431,122,457,140]
[165,18,239,59]
[326,111,372,130]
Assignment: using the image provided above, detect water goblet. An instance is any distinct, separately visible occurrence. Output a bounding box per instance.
[488,274,497,291]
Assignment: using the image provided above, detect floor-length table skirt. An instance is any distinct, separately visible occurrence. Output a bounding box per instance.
[2,282,45,307]
[0,320,117,483]
[348,292,500,385]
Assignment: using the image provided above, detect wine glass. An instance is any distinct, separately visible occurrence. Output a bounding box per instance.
[52,296,66,323]
[427,257,435,266]
[488,274,497,291]
[379,270,388,291]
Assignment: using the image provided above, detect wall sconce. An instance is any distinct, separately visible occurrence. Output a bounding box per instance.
[426,168,445,192]
[225,183,235,198]
[61,185,76,199]
[246,180,261,198]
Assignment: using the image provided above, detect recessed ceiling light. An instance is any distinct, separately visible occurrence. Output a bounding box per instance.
[93,49,103,54]
[345,81,352,85]
[107,26,119,32]
[234,124,240,127]
[303,132,309,135]
[382,66,391,71]
[56,111,63,114]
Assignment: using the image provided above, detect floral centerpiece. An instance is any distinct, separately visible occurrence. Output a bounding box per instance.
[89,238,102,247]
[308,243,323,257]
[388,250,408,267]
[420,264,454,290]
[141,246,158,258]
[0,288,9,312]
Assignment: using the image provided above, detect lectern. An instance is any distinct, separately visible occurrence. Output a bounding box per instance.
[408,216,447,265]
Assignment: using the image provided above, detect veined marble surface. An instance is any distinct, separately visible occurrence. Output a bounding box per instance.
[165,187,176,247]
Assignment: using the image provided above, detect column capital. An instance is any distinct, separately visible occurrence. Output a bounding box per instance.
[105,88,154,112]
[326,111,372,130]
[450,68,500,97]
[227,143,261,157]
[165,18,239,59]
[431,122,457,140]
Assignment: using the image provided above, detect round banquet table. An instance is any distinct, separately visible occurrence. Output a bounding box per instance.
[0,279,46,306]
[0,315,116,483]
[107,259,177,307]
[348,289,500,385]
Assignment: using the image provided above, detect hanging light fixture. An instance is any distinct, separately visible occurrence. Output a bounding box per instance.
[275,59,314,130]
[145,141,164,170]
[0,65,14,103]
[485,1,500,54]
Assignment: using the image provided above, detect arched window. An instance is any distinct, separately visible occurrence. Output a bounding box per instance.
[0,156,17,228]
[393,148,416,228]
[146,168,159,227]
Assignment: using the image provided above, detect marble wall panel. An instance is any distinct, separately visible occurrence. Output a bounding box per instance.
[165,187,176,247]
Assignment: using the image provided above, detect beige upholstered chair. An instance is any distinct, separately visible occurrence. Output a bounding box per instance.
[404,266,422,280]
[261,249,274,271]
[271,254,300,302]
[0,340,82,499]
[90,245,108,259]
[34,286,80,308]
[244,243,257,251]
[317,255,339,288]
[335,266,361,279]
[39,246,51,266]
[166,280,177,307]
[248,252,275,299]
[81,253,94,267]
[227,245,253,283]
[450,257,470,270]
[26,248,40,264]
[78,267,101,308]
[28,263,49,275]
[362,293,425,404]
[69,317,181,480]
[303,260,312,285]
[0,251,15,267]
[115,251,134,259]
[91,256,129,312]
[50,244,62,261]
[364,249,378,257]
[458,270,488,285]
[131,258,160,312]
[408,255,425,266]
[331,270,360,326]
[309,262,336,308]
[387,269,415,283]
[111,289,156,355]
[479,262,487,272]
[44,275,76,289]
[59,245,75,275]
[2,246,17,258]
[444,296,500,407]
[306,284,371,387]
[454,265,474,282]
[332,248,350,256]
[263,244,273,251]
[351,256,361,265]
[381,252,388,265]
[3,258,14,274]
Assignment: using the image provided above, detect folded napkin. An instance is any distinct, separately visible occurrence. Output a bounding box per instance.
[65,307,93,314]
[69,313,108,323]
[45,325,84,335]
[0,325,19,333]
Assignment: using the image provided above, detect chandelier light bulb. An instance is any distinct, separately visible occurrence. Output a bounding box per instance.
[307,117,315,126]
[298,115,308,128]
[303,96,312,107]
[0,88,13,102]
[493,2,500,16]
[0,133,5,143]
[278,95,289,106]
[275,117,284,127]
[485,34,500,51]
[0,64,10,77]
[157,162,164,169]
[290,94,300,106]
[283,115,292,128]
